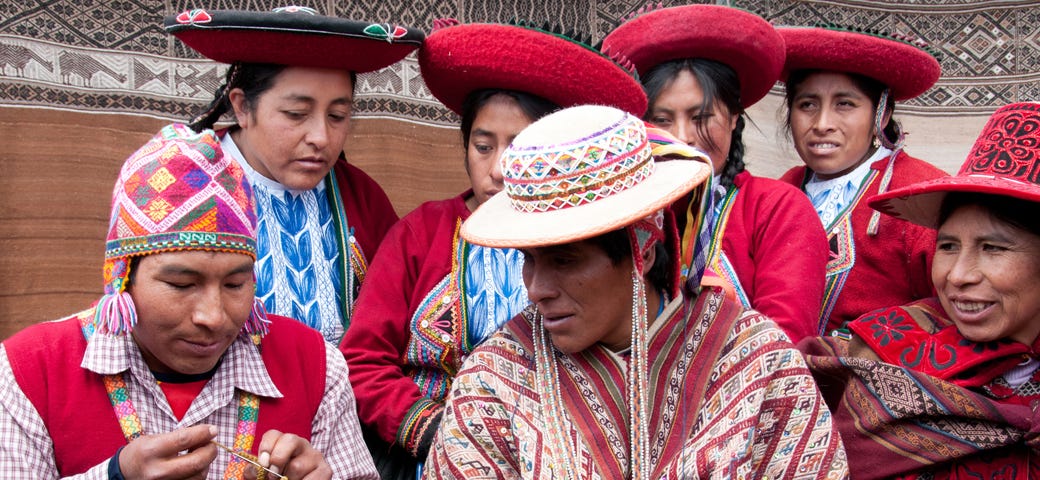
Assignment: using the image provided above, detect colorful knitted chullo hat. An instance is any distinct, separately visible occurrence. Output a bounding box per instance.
[95,123,267,335]
[870,102,1040,228]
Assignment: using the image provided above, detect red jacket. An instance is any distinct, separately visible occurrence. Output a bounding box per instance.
[779,151,948,332]
[673,172,828,341]
[342,193,471,454]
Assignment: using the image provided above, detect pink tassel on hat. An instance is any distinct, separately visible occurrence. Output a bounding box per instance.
[243,298,271,336]
[93,291,139,335]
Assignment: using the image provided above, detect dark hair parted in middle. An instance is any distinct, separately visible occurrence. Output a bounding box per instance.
[190,63,358,132]
[938,192,1040,238]
[641,58,746,189]
[459,89,559,149]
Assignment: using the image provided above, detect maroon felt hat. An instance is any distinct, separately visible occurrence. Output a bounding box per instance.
[600,5,784,108]
[869,102,1040,228]
[418,22,647,117]
[779,26,941,101]
[164,6,423,73]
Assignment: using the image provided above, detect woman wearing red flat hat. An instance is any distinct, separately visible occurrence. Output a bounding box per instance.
[164,7,424,345]
[339,20,648,479]
[602,5,829,341]
[800,102,1040,478]
[778,25,949,334]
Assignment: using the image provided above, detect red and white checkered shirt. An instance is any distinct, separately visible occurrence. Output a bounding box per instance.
[0,326,377,479]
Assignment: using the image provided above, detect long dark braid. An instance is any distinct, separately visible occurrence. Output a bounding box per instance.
[642,58,747,189]
[719,115,746,188]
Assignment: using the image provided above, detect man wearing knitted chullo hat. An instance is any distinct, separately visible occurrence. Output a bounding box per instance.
[0,124,376,479]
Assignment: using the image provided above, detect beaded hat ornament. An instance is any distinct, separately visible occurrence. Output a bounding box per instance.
[461,105,709,480]
[95,123,268,336]
[870,102,1040,228]
[601,4,786,108]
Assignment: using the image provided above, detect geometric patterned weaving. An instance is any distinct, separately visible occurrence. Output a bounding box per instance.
[2,0,1038,124]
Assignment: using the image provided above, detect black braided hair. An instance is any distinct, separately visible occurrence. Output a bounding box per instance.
[641,58,747,189]
[189,63,358,132]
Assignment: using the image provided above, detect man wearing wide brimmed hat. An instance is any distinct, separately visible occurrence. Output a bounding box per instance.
[800,102,1040,478]
[165,7,424,344]
[0,124,377,479]
[342,19,648,479]
[422,105,847,479]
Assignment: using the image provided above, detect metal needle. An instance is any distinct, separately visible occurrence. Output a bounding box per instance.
[211,440,287,480]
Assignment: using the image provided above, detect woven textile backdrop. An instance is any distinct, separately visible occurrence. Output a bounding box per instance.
[1,0,1038,337]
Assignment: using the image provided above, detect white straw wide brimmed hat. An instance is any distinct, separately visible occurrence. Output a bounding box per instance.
[461,105,711,248]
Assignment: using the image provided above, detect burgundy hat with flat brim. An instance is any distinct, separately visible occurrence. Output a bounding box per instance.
[601,5,785,108]
[418,22,647,117]
[869,102,1040,228]
[779,26,941,101]
[164,7,423,72]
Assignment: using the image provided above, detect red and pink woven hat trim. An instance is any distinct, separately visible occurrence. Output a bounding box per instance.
[870,102,1040,227]
[779,25,941,101]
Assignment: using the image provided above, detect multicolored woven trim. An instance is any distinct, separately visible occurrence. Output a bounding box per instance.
[106,232,256,258]
[502,112,652,213]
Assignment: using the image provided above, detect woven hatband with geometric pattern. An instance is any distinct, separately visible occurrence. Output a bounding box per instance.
[502,110,652,213]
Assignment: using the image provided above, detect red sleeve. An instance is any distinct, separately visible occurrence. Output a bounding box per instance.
[339,198,460,448]
[737,176,828,342]
[333,159,399,262]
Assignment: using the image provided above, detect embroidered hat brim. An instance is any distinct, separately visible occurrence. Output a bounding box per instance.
[165,8,423,72]
[601,5,785,108]
[869,102,1040,228]
[779,26,940,101]
[461,106,710,249]
[418,23,647,116]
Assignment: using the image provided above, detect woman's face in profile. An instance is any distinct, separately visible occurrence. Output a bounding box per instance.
[933,203,1040,345]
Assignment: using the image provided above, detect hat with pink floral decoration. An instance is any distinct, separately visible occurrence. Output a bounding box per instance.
[869,102,1040,228]
[94,123,268,336]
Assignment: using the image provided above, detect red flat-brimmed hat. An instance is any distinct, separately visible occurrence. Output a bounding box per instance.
[869,102,1040,228]
[164,6,423,72]
[418,21,647,116]
[601,5,784,108]
[779,26,941,101]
